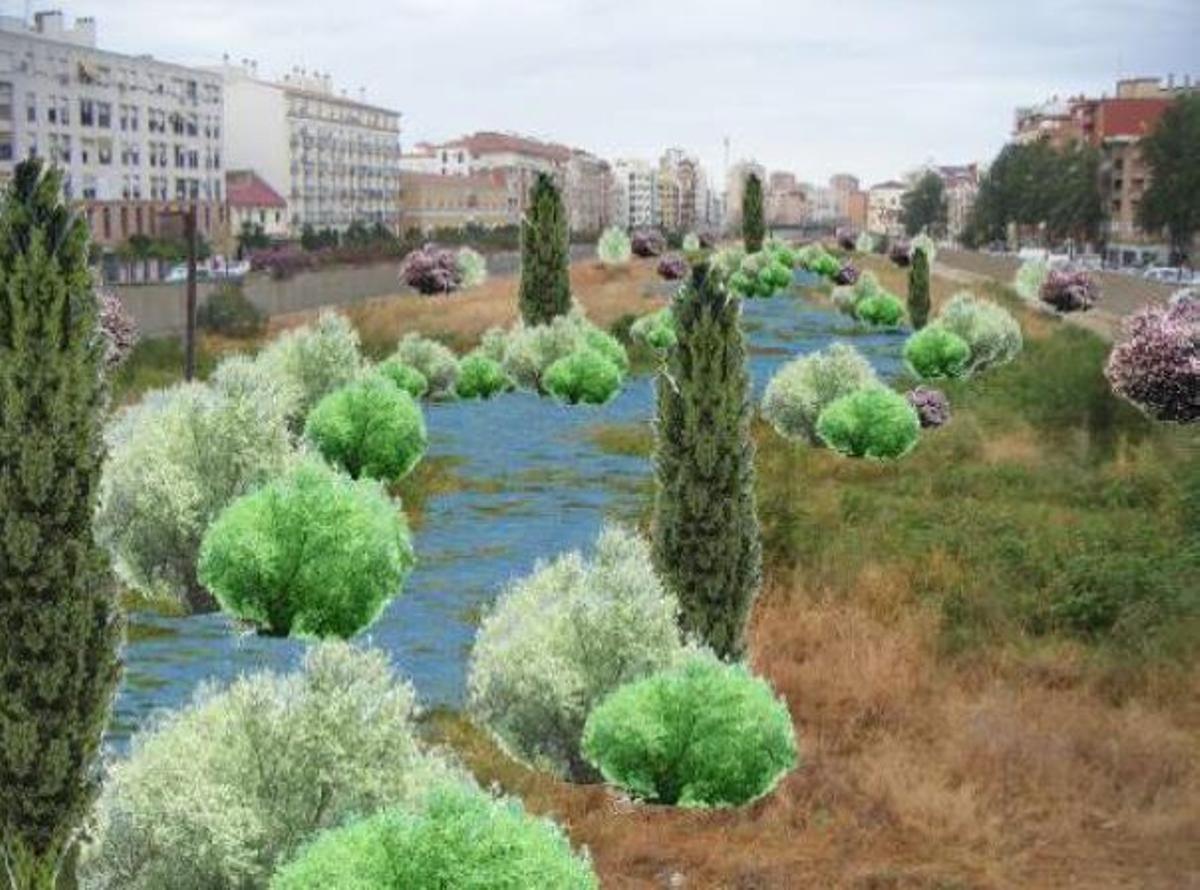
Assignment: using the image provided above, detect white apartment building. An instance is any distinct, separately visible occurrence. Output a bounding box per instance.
[0,10,227,248]
[217,61,401,234]
[610,158,658,230]
[867,181,906,237]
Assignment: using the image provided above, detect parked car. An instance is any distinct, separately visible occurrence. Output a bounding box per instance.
[1143,266,1195,285]
[163,257,250,284]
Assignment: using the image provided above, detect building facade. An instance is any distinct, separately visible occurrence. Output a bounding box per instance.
[399,170,513,231]
[227,169,288,240]
[218,62,401,235]
[610,158,658,230]
[724,160,766,230]
[934,163,979,242]
[867,180,906,237]
[565,150,610,235]
[0,10,227,249]
[766,171,806,226]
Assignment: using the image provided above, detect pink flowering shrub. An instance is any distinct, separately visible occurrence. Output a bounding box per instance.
[657,254,689,281]
[1104,296,1198,423]
[400,244,462,295]
[905,386,950,428]
[1040,269,1099,312]
[631,230,666,258]
[97,288,138,370]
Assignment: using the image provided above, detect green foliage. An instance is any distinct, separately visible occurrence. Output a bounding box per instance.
[197,283,265,338]
[583,326,629,375]
[482,310,627,399]
[467,526,686,780]
[761,342,880,443]
[519,173,572,326]
[855,292,905,327]
[630,308,677,351]
[831,269,886,317]
[256,310,363,425]
[742,173,765,253]
[652,262,762,660]
[816,386,921,460]
[96,378,293,613]
[682,232,701,252]
[0,157,123,886]
[597,226,632,266]
[198,457,414,639]
[900,172,948,237]
[304,375,427,482]
[1013,259,1049,302]
[455,246,488,289]
[1138,94,1200,262]
[904,326,971,379]
[854,231,877,253]
[80,644,465,890]
[376,358,429,399]
[543,348,623,405]
[455,352,513,399]
[907,245,931,329]
[389,333,460,400]
[933,292,1023,374]
[581,653,797,808]
[271,785,597,890]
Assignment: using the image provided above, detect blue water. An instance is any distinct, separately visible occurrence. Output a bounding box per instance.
[111,278,907,746]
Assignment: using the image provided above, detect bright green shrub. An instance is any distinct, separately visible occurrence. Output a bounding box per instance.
[630,308,677,351]
[455,246,488,289]
[543,348,623,405]
[80,644,466,890]
[761,342,879,443]
[376,358,429,399]
[467,526,686,780]
[581,653,797,808]
[389,333,460,400]
[304,375,426,482]
[933,292,1023,373]
[256,311,363,424]
[855,292,905,327]
[583,327,629,374]
[816,386,921,460]
[95,381,293,613]
[271,785,597,890]
[484,311,627,397]
[597,226,632,266]
[904,326,971,379]
[831,270,886,317]
[455,352,513,399]
[198,457,413,639]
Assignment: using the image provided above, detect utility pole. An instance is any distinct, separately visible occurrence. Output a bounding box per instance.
[184,203,197,381]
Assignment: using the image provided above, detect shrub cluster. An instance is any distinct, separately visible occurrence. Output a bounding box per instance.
[817,386,921,460]
[833,263,859,286]
[630,307,677,352]
[904,325,971,379]
[544,349,622,405]
[631,229,666,257]
[855,292,905,327]
[454,246,488,289]
[726,244,795,298]
[761,342,879,443]
[931,292,1023,374]
[455,352,513,400]
[399,244,461,294]
[889,241,912,267]
[1040,268,1100,312]
[1105,295,1198,423]
[906,385,951,428]
[256,311,364,424]
[581,653,797,808]
[389,333,461,400]
[657,253,689,280]
[1013,258,1049,302]
[197,283,265,339]
[467,526,686,780]
[854,231,877,254]
[597,226,632,266]
[376,357,429,399]
[198,457,414,639]
[304,375,427,482]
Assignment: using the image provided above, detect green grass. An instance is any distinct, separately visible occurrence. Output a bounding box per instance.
[111,336,220,404]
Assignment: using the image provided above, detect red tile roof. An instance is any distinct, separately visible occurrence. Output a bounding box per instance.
[226,170,287,209]
[1096,98,1171,139]
[445,131,574,163]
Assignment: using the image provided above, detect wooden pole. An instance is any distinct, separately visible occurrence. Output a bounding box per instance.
[184,204,197,381]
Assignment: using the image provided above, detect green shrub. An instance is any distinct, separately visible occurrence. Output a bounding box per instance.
[455,352,513,399]
[583,327,629,375]
[455,246,488,289]
[1014,258,1048,302]
[543,348,623,405]
[933,292,1023,374]
[855,292,905,327]
[816,386,921,460]
[80,644,465,890]
[305,375,427,482]
[271,785,597,890]
[197,283,265,338]
[630,308,677,351]
[761,342,879,443]
[390,333,460,400]
[198,457,414,639]
[581,653,797,808]
[904,326,971,379]
[467,526,686,780]
[597,226,632,266]
[376,357,429,399]
[831,270,886,317]
[256,311,363,424]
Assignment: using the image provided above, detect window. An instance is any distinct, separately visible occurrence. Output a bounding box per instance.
[25,92,35,122]
[80,98,94,126]
[0,82,12,122]
[47,94,56,123]
[97,101,111,127]
[0,137,13,161]
[98,139,112,165]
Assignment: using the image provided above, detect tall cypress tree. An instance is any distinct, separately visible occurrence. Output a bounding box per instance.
[518,173,571,326]
[0,159,122,888]
[651,259,762,660]
[908,246,931,330]
[742,172,765,254]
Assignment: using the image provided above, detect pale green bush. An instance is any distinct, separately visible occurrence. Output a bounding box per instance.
[80,644,467,890]
[909,233,937,265]
[455,246,488,289]
[455,352,513,399]
[1014,259,1048,302]
[209,354,302,425]
[931,292,1023,374]
[855,231,877,254]
[831,270,886,318]
[761,342,879,443]
[95,381,293,611]
[467,526,686,780]
[389,333,460,400]
[682,232,701,252]
[256,311,363,425]
[486,310,627,395]
[597,226,631,266]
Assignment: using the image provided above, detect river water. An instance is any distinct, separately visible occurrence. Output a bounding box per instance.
[110,276,906,745]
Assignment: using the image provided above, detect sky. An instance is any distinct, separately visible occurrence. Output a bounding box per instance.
[27,0,1200,187]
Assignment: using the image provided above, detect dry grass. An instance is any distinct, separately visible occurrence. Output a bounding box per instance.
[269,257,666,356]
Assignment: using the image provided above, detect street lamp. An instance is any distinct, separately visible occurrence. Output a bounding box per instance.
[157,202,199,381]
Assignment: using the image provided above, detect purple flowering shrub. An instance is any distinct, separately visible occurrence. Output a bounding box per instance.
[657,254,689,281]
[889,242,912,268]
[631,230,666,258]
[97,288,139,370]
[833,264,860,286]
[1104,296,1198,423]
[1039,269,1099,312]
[906,386,951,428]
[400,244,462,295]
[837,232,856,252]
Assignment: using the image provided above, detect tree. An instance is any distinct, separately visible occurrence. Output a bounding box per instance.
[235,221,269,258]
[0,158,123,887]
[518,173,571,326]
[742,173,765,254]
[907,246,931,329]
[652,260,762,660]
[900,172,948,237]
[1139,94,1200,266]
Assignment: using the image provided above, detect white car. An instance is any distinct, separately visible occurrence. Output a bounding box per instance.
[1143,267,1195,285]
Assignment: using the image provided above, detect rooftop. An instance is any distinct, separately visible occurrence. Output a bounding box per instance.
[226,171,287,209]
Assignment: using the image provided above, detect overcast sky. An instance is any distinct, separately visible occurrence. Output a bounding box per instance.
[35,0,1200,186]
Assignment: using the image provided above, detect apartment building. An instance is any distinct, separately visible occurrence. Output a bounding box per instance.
[0,11,227,249]
[766,171,806,227]
[867,180,906,237]
[564,150,610,235]
[610,158,658,230]
[659,148,708,234]
[724,160,766,230]
[217,61,401,235]
[399,170,513,231]
[227,169,288,240]
[934,163,979,242]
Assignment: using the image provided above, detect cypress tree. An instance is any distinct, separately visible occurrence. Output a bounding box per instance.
[651,259,762,660]
[908,246,931,330]
[518,173,571,326]
[742,172,765,254]
[0,159,122,887]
